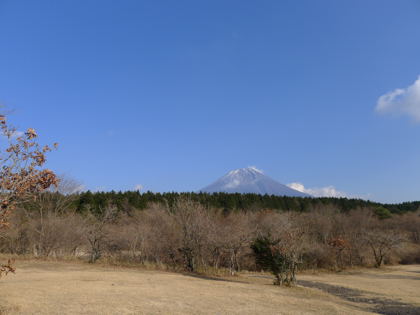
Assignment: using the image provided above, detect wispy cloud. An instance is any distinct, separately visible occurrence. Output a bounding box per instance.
[287,182,348,198]
[134,184,143,191]
[376,76,420,121]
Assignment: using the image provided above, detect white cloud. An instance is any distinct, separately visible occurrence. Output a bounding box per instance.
[376,76,420,121]
[134,184,143,191]
[287,182,348,198]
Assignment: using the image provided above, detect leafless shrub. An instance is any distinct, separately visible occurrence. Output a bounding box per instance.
[364,228,405,268]
[0,259,15,278]
[392,211,420,244]
[168,199,212,272]
[207,212,256,274]
[84,206,118,263]
[0,190,419,276]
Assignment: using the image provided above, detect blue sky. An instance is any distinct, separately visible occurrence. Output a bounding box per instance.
[1,0,420,203]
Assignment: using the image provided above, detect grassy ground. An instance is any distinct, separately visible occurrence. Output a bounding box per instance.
[0,259,419,314]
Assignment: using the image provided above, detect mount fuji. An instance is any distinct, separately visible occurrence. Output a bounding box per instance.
[200,167,311,197]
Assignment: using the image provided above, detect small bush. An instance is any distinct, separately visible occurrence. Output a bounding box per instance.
[251,236,298,286]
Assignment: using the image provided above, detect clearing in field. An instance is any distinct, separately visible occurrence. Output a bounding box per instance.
[0,260,419,314]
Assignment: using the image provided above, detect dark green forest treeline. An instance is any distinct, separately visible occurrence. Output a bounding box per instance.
[39,191,420,216]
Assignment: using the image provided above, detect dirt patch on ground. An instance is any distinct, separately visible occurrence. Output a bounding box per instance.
[0,260,419,314]
[298,280,420,315]
[296,265,420,315]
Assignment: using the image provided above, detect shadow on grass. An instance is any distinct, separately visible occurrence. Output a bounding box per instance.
[180,272,247,284]
[298,280,420,315]
[361,274,420,281]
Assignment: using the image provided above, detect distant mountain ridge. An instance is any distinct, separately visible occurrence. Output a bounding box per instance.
[200,167,311,197]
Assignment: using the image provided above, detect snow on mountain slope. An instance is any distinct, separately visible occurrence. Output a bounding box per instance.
[200,167,311,197]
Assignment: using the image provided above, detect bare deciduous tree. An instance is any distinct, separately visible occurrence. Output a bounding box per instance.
[170,199,211,272]
[364,229,405,268]
[84,206,117,263]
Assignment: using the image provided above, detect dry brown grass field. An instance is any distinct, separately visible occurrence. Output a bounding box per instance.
[0,259,419,314]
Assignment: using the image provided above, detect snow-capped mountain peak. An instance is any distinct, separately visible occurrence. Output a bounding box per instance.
[200,167,311,197]
[228,166,263,176]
